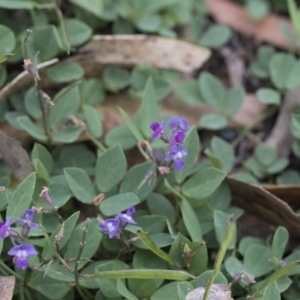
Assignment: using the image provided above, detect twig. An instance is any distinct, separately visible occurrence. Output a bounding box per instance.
[74,226,91,300]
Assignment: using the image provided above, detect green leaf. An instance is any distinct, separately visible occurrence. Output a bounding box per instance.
[52,125,84,143]
[31,143,53,176]
[96,144,127,192]
[64,168,96,203]
[269,53,296,90]
[177,282,194,300]
[0,25,16,55]
[134,233,173,249]
[263,281,281,300]
[83,105,103,138]
[182,167,226,200]
[137,230,176,265]
[246,0,270,20]
[136,14,161,33]
[244,244,273,277]
[254,144,277,166]
[46,62,84,83]
[276,170,300,184]
[60,18,92,47]
[17,116,47,141]
[224,85,245,115]
[210,137,234,172]
[151,282,178,300]
[175,127,201,183]
[117,280,138,300]
[95,261,129,298]
[33,159,49,182]
[146,193,176,224]
[238,237,264,256]
[42,211,80,260]
[179,198,202,242]
[200,25,231,48]
[119,108,144,141]
[94,268,194,280]
[120,161,156,201]
[199,113,228,130]
[135,215,166,234]
[105,125,136,150]
[136,77,159,137]
[286,60,300,89]
[68,0,103,18]
[6,172,36,221]
[103,66,131,92]
[174,80,203,105]
[271,226,289,259]
[100,192,140,216]
[267,158,289,174]
[29,274,70,299]
[47,86,81,129]
[65,218,102,267]
[225,256,253,280]
[198,72,225,111]
[256,88,281,105]
[81,78,105,106]
[24,87,42,120]
[214,210,236,249]
[187,242,208,276]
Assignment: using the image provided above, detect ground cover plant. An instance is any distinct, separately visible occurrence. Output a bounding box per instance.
[2,0,300,299]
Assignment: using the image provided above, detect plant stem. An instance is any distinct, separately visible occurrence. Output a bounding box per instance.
[86,131,106,152]
[40,224,73,274]
[0,260,23,280]
[74,226,91,300]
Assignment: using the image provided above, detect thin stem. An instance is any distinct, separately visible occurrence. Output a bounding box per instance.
[231,107,278,148]
[52,0,70,54]
[40,224,73,274]
[86,131,106,152]
[0,260,23,280]
[74,226,90,300]
[22,30,32,59]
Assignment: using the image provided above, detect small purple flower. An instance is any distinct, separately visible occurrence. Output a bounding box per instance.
[8,243,38,270]
[99,219,120,238]
[170,130,186,147]
[169,116,189,132]
[117,207,137,225]
[150,121,165,140]
[0,217,13,239]
[165,145,188,170]
[18,209,39,237]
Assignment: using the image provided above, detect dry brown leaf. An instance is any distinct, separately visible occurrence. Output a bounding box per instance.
[0,129,33,181]
[263,184,300,209]
[67,35,211,76]
[0,276,15,300]
[204,0,292,49]
[185,284,233,300]
[227,177,300,235]
[0,58,58,101]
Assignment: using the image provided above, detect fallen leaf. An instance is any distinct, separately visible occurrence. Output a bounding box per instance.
[227,177,300,235]
[0,276,15,300]
[67,34,211,75]
[204,0,292,49]
[0,129,33,182]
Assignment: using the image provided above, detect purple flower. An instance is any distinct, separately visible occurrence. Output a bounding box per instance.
[18,209,39,229]
[8,243,38,270]
[169,117,189,132]
[150,121,165,140]
[165,145,188,170]
[170,130,186,147]
[117,207,137,225]
[18,209,39,237]
[99,219,120,238]
[0,217,13,239]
